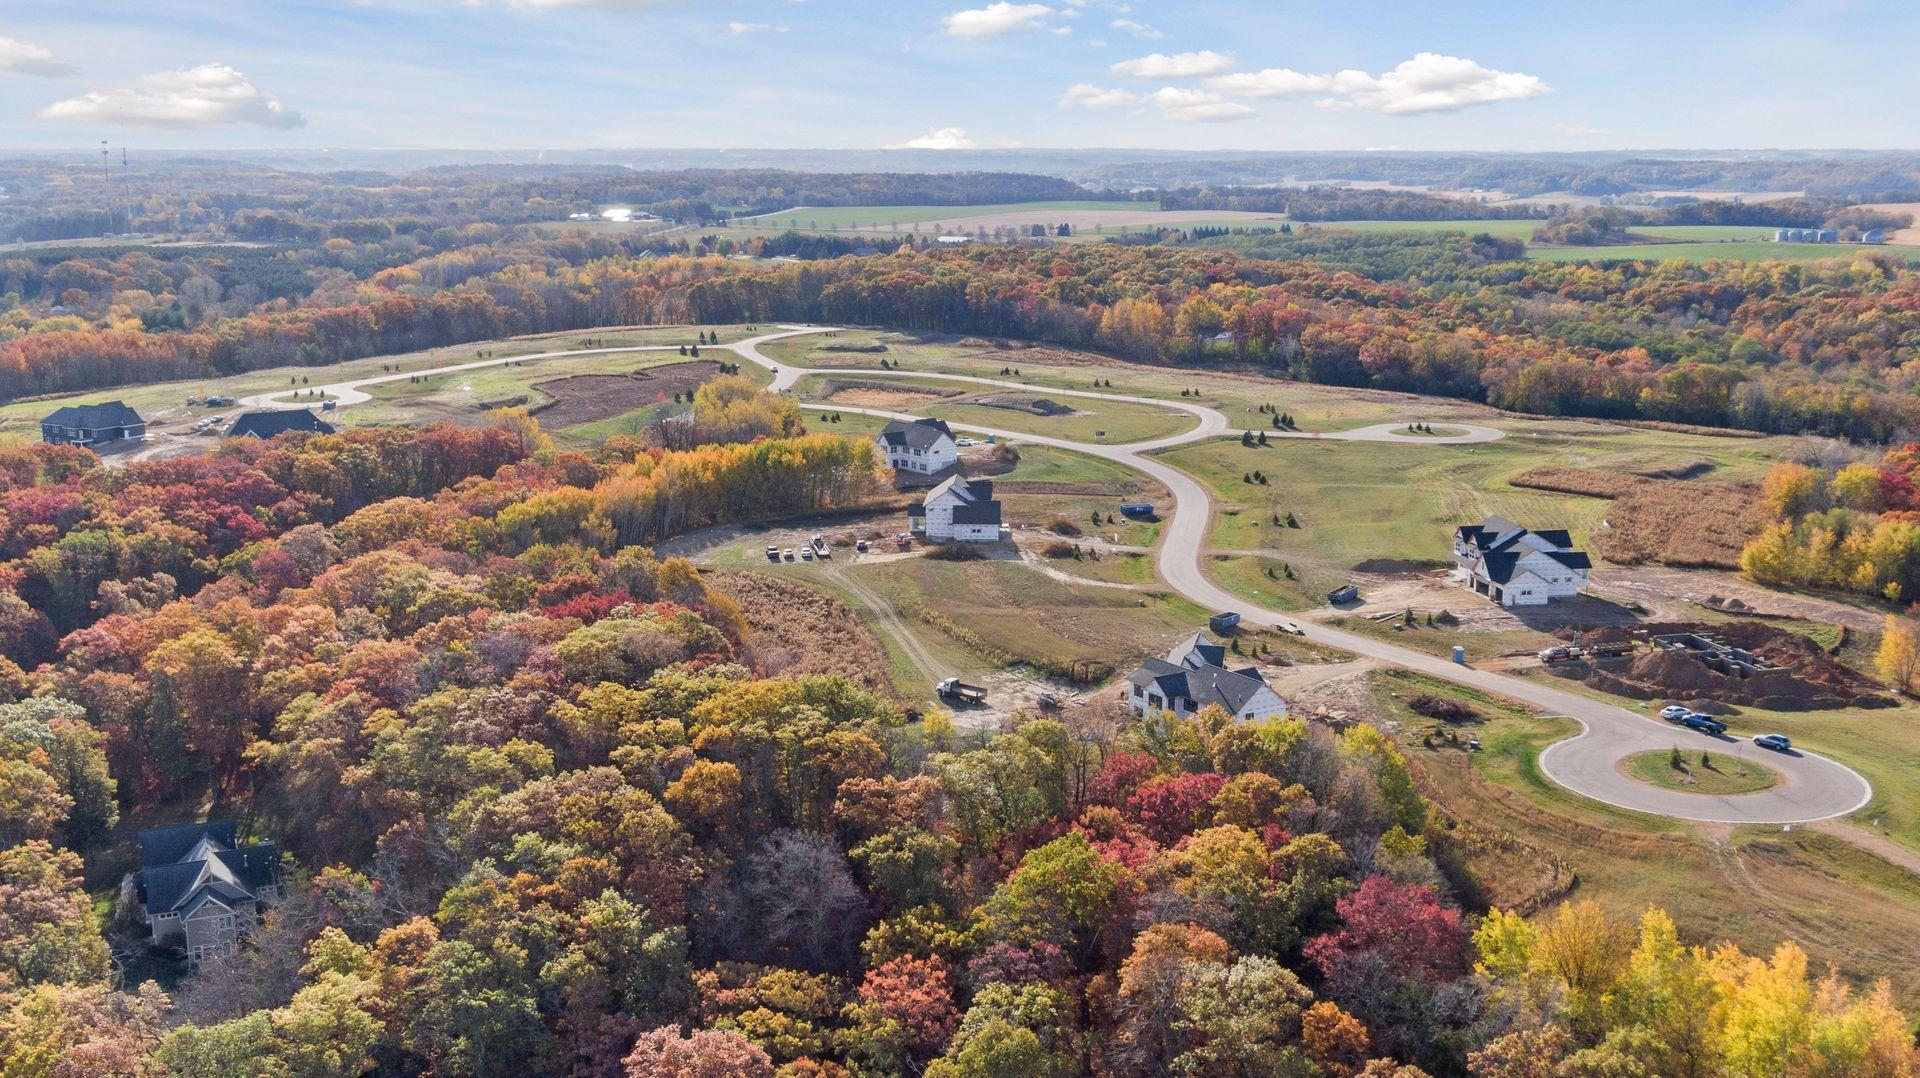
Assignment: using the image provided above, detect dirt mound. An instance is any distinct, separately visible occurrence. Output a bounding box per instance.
[1564,620,1891,711]
[970,395,1078,416]
[533,361,724,428]
[1352,558,1448,574]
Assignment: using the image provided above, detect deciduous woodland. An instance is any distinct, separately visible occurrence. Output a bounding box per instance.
[10,239,1920,440]
[0,412,1914,1076]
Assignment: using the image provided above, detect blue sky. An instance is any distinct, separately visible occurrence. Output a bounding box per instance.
[0,0,1915,151]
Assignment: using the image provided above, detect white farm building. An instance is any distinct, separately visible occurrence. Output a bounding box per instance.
[909,476,1003,542]
[1452,515,1591,606]
[876,417,958,475]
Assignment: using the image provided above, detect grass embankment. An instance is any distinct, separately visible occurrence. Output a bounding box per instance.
[1621,750,1780,795]
[1374,669,1920,1007]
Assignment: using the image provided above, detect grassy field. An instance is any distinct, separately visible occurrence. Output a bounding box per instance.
[1375,669,1920,1006]
[0,324,740,437]
[1622,749,1780,795]
[920,399,1193,444]
[767,328,1495,433]
[1154,422,1801,603]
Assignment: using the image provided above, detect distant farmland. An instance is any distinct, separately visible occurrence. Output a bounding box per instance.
[733,200,1287,235]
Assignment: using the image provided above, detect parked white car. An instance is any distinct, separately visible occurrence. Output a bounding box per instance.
[1659,705,1691,720]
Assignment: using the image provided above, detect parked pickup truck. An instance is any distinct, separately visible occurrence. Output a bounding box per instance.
[1680,713,1728,736]
[936,678,988,704]
[811,535,831,558]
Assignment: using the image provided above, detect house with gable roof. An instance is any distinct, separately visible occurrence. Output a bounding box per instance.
[1452,514,1591,606]
[1125,632,1287,721]
[228,409,335,440]
[875,417,957,475]
[40,401,145,446]
[908,475,1003,542]
[133,822,282,967]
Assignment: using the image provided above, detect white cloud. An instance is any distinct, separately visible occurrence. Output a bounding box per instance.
[1557,123,1605,138]
[728,20,785,33]
[890,126,977,149]
[41,64,304,129]
[1110,50,1234,80]
[1059,83,1140,109]
[1206,67,1364,98]
[1149,87,1253,123]
[0,36,79,78]
[1110,19,1162,39]
[943,3,1054,38]
[1205,52,1548,115]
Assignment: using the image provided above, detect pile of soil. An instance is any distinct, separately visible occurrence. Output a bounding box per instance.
[1561,620,1891,710]
[971,395,1076,416]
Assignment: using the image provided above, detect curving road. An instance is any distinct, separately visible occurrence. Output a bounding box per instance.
[289,323,1874,825]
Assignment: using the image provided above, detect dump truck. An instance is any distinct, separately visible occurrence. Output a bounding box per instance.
[936,678,988,704]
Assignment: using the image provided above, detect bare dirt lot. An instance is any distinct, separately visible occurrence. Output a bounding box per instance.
[1558,621,1891,711]
[820,379,959,411]
[532,361,724,427]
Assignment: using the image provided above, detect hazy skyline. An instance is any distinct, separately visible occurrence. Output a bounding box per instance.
[0,0,1915,152]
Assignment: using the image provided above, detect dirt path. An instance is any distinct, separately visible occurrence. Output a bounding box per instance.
[822,562,942,686]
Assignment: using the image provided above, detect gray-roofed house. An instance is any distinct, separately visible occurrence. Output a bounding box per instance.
[875,417,957,475]
[228,410,335,440]
[1126,631,1287,722]
[41,401,145,447]
[909,475,1002,542]
[133,822,282,968]
[1451,515,1590,606]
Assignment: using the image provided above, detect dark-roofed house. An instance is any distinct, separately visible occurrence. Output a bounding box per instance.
[41,401,145,447]
[910,475,1003,542]
[134,822,282,968]
[228,409,335,440]
[875,417,957,475]
[1126,632,1287,721]
[1452,515,1590,606]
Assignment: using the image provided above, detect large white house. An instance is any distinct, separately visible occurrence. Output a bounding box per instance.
[1452,515,1591,606]
[1125,632,1287,722]
[908,476,1002,542]
[876,418,958,474]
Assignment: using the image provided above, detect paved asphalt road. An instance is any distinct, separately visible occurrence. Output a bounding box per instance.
[283,323,1875,825]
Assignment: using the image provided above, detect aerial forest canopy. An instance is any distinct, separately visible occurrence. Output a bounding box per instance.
[0,408,1912,1075]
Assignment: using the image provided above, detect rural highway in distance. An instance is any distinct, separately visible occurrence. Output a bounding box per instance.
[273,323,1876,826]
